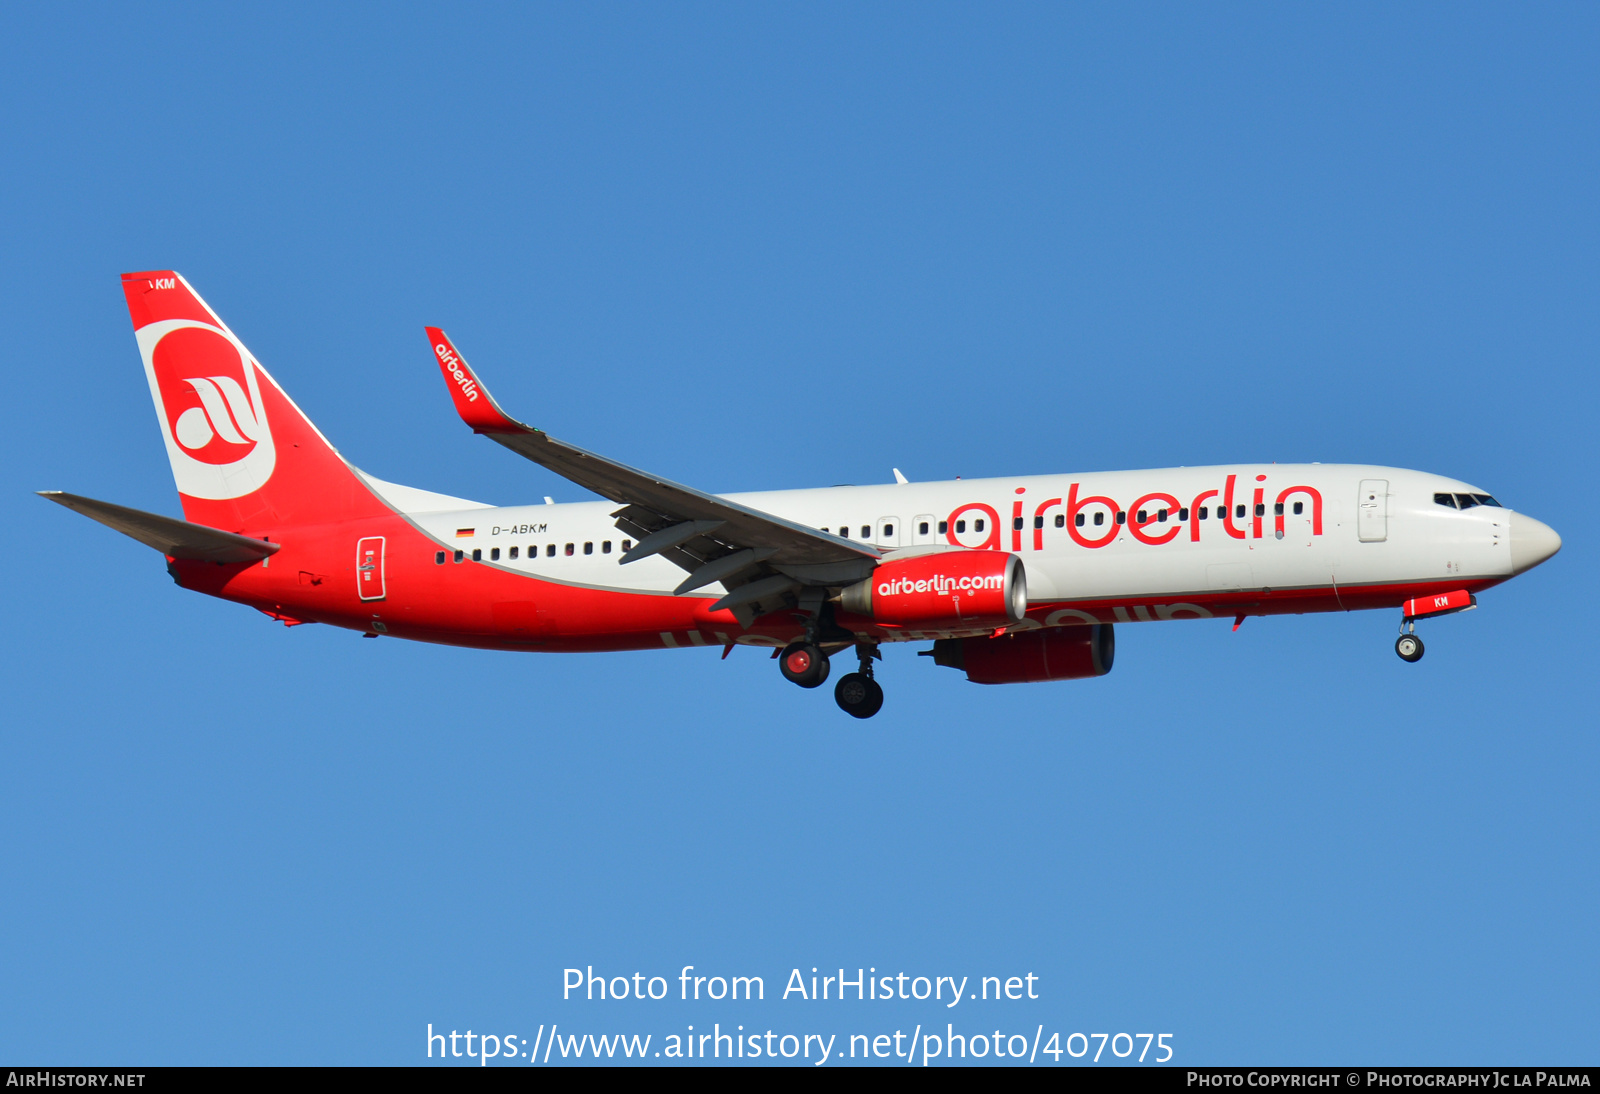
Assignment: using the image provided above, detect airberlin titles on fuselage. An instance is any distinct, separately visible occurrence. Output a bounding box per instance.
[938,474,1319,553]
[458,472,1311,557]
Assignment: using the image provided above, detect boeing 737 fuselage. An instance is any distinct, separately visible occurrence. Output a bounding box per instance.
[41,272,1563,718]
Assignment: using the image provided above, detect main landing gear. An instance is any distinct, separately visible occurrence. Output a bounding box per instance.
[776,639,884,718]
[778,641,831,688]
[834,645,884,720]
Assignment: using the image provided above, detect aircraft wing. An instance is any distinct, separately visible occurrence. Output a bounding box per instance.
[38,491,280,563]
[425,329,879,617]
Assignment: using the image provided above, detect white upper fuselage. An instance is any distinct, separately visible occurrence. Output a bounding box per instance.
[400,463,1515,608]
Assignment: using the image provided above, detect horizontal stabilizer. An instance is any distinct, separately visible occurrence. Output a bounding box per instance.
[37,491,279,563]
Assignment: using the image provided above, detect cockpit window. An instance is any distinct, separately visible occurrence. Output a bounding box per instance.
[1455,493,1479,509]
[1434,492,1457,508]
[1474,493,1502,507]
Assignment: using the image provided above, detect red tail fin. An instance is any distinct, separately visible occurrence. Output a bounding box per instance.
[122,271,388,532]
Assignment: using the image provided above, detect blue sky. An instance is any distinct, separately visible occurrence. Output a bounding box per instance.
[1,3,1594,1065]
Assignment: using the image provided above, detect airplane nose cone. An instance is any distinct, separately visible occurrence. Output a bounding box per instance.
[1509,511,1562,574]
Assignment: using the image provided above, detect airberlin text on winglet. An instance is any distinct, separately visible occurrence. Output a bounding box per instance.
[434,340,480,403]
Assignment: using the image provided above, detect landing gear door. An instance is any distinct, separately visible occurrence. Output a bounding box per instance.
[1357,480,1388,543]
[357,536,386,601]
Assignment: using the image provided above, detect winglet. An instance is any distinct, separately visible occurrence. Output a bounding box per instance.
[425,327,526,434]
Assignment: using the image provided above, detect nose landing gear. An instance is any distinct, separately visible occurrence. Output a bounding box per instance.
[1395,633,1425,662]
[1395,612,1425,663]
[834,644,884,719]
[1394,590,1476,663]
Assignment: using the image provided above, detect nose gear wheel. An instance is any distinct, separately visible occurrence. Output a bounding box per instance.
[1395,634,1424,662]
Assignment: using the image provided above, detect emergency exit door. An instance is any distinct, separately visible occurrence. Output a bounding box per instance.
[1357,480,1388,543]
[357,536,386,600]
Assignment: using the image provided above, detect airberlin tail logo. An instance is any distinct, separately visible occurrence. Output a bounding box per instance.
[137,319,277,500]
[170,372,264,458]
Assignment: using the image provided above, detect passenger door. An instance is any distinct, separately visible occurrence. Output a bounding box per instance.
[356,536,386,600]
[1357,480,1388,543]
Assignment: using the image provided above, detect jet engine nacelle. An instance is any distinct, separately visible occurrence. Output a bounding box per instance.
[924,624,1115,684]
[838,549,1026,630]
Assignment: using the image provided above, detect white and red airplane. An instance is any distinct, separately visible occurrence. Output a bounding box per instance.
[42,271,1562,718]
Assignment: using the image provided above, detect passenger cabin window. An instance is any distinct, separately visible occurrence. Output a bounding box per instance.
[1199,507,1209,519]
[860,525,870,538]
[472,548,482,561]
[622,540,632,551]
[1273,503,1284,516]
[565,543,574,556]
[1093,512,1103,526]
[1115,511,1126,525]
[602,541,612,554]
[974,519,985,532]
[509,546,518,559]
[1254,503,1265,517]
[1014,517,1025,530]
[1136,510,1148,523]
[1293,502,1303,515]
[1179,507,1189,521]
[918,521,929,535]
[1236,504,1246,518]
[490,547,500,561]
[546,544,556,557]
[1158,509,1168,522]
[583,542,593,555]
[938,520,948,534]
[435,551,446,565]
[882,524,894,538]
[1074,514,1084,527]
[839,526,849,538]
[453,549,464,563]
[1055,514,1065,528]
